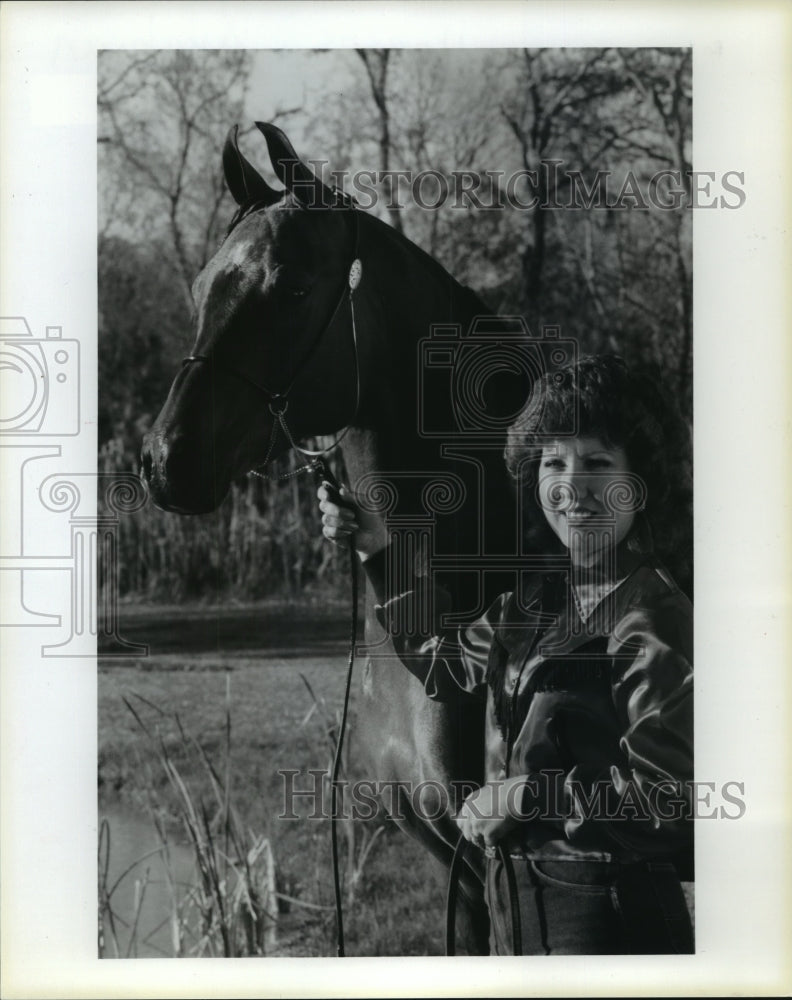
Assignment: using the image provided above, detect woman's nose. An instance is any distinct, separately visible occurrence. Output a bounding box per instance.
[563,470,590,503]
[547,471,583,510]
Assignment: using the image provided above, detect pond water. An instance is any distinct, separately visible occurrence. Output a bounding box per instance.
[101,603,351,659]
[99,806,197,958]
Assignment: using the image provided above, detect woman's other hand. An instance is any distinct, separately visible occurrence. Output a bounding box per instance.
[455,776,535,849]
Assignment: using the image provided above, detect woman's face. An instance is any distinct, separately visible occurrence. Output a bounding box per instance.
[538,436,637,567]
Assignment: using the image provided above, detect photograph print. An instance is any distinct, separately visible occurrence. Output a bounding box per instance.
[97,46,699,959]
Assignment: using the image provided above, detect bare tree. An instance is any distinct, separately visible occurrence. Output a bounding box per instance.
[495,47,692,410]
[355,49,403,234]
[98,50,253,305]
[499,48,632,314]
[614,48,692,400]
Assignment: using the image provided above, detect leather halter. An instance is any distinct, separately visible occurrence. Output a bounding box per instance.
[181,200,362,467]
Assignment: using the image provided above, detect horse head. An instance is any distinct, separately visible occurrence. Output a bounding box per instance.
[141,123,360,513]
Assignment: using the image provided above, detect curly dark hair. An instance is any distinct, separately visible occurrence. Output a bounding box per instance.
[504,354,692,595]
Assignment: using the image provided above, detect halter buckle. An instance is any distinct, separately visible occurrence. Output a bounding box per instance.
[269,395,289,416]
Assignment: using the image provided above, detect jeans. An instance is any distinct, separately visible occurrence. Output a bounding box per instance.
[485,856,694,955]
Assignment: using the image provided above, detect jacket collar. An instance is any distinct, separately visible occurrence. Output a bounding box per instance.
[571,522,650,621]
[498,518,655,653]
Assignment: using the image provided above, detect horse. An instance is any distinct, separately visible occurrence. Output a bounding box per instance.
[141,122,530,954]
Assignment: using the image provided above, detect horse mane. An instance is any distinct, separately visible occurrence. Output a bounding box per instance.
[358,208,491,318]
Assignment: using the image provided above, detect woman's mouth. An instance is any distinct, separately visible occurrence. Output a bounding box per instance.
[565,507,600,521]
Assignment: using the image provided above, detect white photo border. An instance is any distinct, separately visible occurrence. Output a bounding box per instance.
[1,1,791,997]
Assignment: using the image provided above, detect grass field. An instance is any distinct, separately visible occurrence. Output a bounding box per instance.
[98,601,447,957]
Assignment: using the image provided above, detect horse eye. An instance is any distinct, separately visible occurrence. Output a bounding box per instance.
[275,280,310,300]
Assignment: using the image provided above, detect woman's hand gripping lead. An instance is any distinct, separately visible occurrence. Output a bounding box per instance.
[317,481,389,562]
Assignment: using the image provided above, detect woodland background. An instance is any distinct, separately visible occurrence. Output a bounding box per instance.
[98,47,692,602]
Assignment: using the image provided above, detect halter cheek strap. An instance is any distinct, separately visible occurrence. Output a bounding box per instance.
[254,256,362,473]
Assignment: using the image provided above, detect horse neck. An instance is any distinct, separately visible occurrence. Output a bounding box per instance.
[341,213,486,482]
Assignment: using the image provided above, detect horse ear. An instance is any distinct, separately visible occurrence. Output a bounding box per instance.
[222,125,280,206]
[255,121,336,208]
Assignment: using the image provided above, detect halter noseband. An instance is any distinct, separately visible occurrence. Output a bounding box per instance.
[181,199,362,470]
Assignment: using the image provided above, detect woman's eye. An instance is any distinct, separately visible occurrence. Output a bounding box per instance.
[586,458,612,469]
[542,459,564,469]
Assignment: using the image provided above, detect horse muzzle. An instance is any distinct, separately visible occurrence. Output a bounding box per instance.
[140,430,230,514]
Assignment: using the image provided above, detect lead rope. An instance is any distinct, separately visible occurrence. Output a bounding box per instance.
[255,453,357,956]
[313,458,359,958]
[446,836,522,956]
[251,451,357,958]
[331,540,357,957]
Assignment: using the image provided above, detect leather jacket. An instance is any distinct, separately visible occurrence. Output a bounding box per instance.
[364,536,694,866]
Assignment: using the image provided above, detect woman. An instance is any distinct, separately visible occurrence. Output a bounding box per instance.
[319,355,694,955]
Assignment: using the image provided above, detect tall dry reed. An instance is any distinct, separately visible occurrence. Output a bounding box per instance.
[99,436,348,601]
[98,678,279,957]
